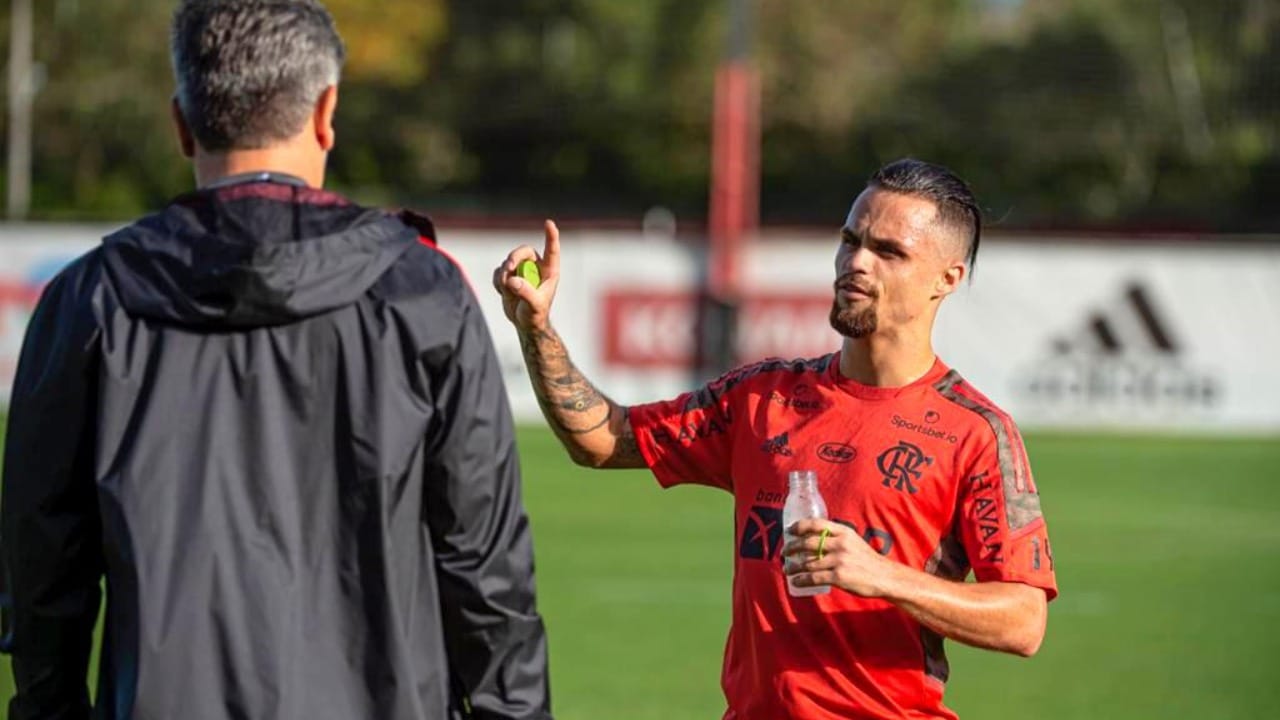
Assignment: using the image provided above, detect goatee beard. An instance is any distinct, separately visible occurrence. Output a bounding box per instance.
[829,300,877,339]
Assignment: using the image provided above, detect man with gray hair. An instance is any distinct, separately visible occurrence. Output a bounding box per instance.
[1,2,552,718]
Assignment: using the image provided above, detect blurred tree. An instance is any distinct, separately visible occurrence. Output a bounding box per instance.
[3,0,448,218]
[858,18,1152,224]
[325,0,446,86]
[389,0,720,218]
[317,0,449,204]
[0,0,1274,230]
[21,0,179,218]
[754,0,1280,230]
[753,0,976,222]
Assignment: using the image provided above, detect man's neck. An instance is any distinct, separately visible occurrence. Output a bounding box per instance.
[838,328,937,387]
[193,146,324,189]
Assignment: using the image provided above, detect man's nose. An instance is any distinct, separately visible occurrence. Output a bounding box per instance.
[840,245,874,274]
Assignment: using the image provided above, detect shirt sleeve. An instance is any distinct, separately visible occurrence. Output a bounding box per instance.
[956,423,1058,601]
[627,369,740,492]
[2,259,104,720]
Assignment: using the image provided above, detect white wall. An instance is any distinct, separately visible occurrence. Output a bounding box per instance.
[3,224,1278,432]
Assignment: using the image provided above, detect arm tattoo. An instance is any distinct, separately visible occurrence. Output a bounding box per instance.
[605,417,646,468]
[519,324,648,468]
[519,325,614,435]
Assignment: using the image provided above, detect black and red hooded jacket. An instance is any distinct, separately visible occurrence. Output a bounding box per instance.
[1,180,551,720]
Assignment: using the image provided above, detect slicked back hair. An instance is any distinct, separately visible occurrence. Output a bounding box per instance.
[869,158,982,276]
[171,0,346,152]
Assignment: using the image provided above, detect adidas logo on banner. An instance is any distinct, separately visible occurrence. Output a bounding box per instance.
[1051,283,1178,357]
[1018,282,1218,412]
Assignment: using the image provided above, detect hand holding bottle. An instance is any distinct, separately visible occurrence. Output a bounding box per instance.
[783,518,898,599]
[782,470,830,597]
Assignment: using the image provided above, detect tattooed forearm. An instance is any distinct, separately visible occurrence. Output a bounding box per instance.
[519,324,647,468]
[520,324,614,433]
[553,399,611,435]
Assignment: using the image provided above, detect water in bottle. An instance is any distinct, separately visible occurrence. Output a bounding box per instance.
[782,469,830,597]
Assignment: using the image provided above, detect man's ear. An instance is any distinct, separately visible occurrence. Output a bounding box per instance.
[313,85,338,152]
[170,97,196,158]
[934,261,966,300]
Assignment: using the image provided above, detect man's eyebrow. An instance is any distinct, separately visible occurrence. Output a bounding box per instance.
[867,231,908,254]
[841,227,909,255]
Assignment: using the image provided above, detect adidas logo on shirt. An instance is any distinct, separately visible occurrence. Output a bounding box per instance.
[760,432,794,457]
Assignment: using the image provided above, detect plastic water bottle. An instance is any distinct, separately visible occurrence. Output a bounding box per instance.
[783,469,830,597]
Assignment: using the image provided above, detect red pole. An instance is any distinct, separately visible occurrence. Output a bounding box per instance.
[700,0,758,375]
[708,63,759,300]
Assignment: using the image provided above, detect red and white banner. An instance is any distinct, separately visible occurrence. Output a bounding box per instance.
[3,224,1279,432]
[601,290,834,368]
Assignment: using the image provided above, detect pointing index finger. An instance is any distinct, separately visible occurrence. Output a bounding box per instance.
[542,219,561,278]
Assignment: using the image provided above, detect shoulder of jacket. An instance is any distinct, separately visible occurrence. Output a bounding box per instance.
[44,247,106,302]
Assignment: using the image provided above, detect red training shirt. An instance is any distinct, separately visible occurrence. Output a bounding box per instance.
[629,353,1058,720]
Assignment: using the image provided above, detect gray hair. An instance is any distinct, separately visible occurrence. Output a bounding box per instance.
[171,0,346,152]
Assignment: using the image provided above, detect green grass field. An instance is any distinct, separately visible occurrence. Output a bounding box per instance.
[2,414,1278,718]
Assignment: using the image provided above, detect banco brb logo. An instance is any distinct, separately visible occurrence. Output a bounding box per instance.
[876,440,933,494]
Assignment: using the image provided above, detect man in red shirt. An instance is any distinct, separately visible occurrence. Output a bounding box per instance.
[492,159,1056,719]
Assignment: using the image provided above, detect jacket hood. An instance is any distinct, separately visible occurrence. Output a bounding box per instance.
[101,183,418,327]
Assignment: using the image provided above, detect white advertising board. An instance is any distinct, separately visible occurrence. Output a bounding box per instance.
[2,224,1278,433]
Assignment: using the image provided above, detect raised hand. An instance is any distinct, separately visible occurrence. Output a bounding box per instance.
[491,219,561,331]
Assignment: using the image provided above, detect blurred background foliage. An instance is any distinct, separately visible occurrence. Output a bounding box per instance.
[1,0,1276,229]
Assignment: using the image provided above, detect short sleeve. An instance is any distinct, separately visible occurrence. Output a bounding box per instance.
[957,423,1058,601]
[628,372,739,492]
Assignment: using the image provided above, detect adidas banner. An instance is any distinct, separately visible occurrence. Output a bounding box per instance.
[928,240,1280,433]
[2,226,1278,433]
